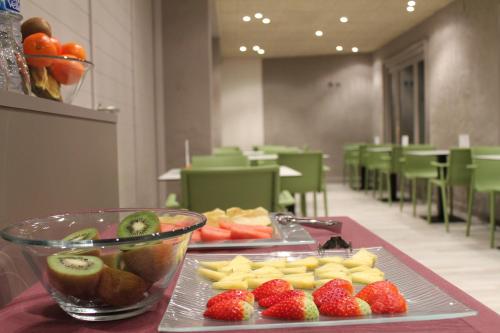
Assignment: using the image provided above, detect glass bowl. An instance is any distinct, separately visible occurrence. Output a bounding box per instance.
[24,54,93,104]
[0,208,206,321]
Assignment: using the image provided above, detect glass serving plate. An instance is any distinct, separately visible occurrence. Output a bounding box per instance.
[188,214,316,249]
[159,247,477,332]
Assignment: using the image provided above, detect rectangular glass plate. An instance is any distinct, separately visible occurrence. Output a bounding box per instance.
[188,215,315,249]
[159,247,477,332]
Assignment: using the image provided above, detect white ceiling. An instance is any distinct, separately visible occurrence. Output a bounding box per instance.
[215,0,453,58]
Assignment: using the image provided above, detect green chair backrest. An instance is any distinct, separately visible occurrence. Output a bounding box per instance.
[344,145,361,165]
[191,155,249,168]
[213,146,242,155]
[471,146,500,156]
[278,152,323,193]
[401,145,436,175]
[470,146,500,191]
[447,148,472,186]
[396,144,434,174]
[181,166,280,212]
[364,144,393,169]
[256,145,303,154]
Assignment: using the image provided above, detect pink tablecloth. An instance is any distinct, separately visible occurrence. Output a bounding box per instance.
[1,217,498,333]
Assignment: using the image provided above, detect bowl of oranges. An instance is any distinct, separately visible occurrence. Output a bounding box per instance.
[21,17,92,104]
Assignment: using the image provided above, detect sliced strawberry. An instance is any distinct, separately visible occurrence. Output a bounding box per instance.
[356,281,400,304]
[191,229,201,242]
[200,226,231,242]
[313,287,350,308]
[230,228,271,240]
[203,299,253,321]
[319,296,371,317]
[252,279,293,301]
[262,297,319,320]
[312,278,354,299]
[370,292,407,314]
[207,290,255,308]
[258,290,310,308]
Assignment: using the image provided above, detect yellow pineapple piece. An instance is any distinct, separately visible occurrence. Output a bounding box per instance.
[226,207,244,218]
[247,277,280,289]
[348,265,372,273]
[318,256,344,264]
[282,275,315,289]
[251,259,287,269]
[218,263,252,273]
[315,263,348,273]
[283,272,314,278]
[213,280,249,290]
[343,258,373,268]
[197,268,227,281]
[230,255,252,265]
[286,256,319,270]
[315,270,351,280]
[219,272,255,282]
[351,271,384,285]
[199,260,230,270]
[252,266,283,276]
[233,216,272,226]
[279,266,307,274]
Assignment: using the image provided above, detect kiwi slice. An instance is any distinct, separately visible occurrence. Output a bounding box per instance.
[63,227,100,241]
[121,242,173,284]
[100,252,123,269]
[47,255,103,300]
[97,266,148,306]
[21,17,52,40]
[118,211,160,238]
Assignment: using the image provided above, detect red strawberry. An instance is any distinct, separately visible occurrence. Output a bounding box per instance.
[356,281,399,304]
[313,287,350,308]
[320,296,371,317]
[370,292,407,314]
[252,279,293,300]
[258,290,310,308]
[312,278,354,299]
[262,297,319,320]
[203,299,253,321]
[207,290,255,308]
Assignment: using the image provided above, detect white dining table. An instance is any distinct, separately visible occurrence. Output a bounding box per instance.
[158,165,302,181]
[367,147,392,153]
[406,150,450,156]
[474,154,500,160]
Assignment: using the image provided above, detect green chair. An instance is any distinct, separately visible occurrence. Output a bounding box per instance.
[363,145,392,197]
[191,154,249,168]
[399,145,436,216]
[180,166,280,212]
[278,151,327,217]
[373,149,394,205]
[343,144,361,189]
[466,147,500,248]
[427,148,471,231]
[259,146,303,154]
[213,146,242,155]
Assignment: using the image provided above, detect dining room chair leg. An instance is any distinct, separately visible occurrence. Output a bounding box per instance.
[466,187,474,237]
[400,177,405,212]
[313,192,318,217]
[427,180,432,224]
[386,173,392,206]
[323,189,329,216]
[449,186,454,217]
[300,193,307,217]
[441,184,450,232]
[489,192,496,248]
[364,168,369,195]
[372,171,378,198]
[412,179,417,217]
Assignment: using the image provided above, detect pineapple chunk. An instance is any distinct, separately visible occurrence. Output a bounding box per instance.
[349,265,372,273]
[315,270,351,280]
[315,263,348,273]
[218,263,252,273]
[286,256,319,270]
[280,266,307,274]
[199,260,230,270]
[318,256,344,264]
[284,272,314,278]
[213,280,248,290]
[282,275,315,289]
[252,266,283,276]
[351,271,384,285]
[219,272,255,282]
[343,258,373,268]
[230,255,252,265]
[198,268,226,281]
[251,259,287,269]
[247,277,280,289]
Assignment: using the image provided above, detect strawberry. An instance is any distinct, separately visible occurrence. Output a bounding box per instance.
[207,290,255,308]
[312,278,354,299]
[370,292,407,314]
[356,281,399,304]
[319,296,371,317]
[313,287,350,308]
[258,290,310,308]
[203,299,253,321]
[262,297,319,321]
[252,279,293,300]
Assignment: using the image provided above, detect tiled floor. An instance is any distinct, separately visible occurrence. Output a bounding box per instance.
[304,183,500,314]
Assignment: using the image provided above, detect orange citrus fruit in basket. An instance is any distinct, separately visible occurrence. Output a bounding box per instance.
[50,54,84,85]
[61,42,87,60]
[50,37,62,55]
[23,32,58,68]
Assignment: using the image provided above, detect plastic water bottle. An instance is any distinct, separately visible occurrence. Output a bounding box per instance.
[0,0,30,94]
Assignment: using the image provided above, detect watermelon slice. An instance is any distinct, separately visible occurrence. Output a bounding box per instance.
[191,229,202,242]
[230,227,272,240]
[200,225,231,242]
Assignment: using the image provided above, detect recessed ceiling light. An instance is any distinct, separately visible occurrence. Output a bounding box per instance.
[258,49,265,55]
[239,46,247,52]
[242,16,251,22]
[262,18,271,24]
[408,1,416,6]
[406,6,415,12]
[340,16,349,23]
[336,45,343,51]
[315,30,323,37]
[254,13,263,19]
[252,45,260,51]
[352,47,359,53]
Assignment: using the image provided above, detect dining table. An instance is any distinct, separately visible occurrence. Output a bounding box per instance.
[0,216,498,332]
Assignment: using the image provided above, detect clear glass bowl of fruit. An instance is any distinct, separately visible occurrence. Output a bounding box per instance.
[0,208,206,321]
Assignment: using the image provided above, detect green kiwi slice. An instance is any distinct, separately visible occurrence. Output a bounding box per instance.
[100,252,123,269]
[47,255,103,299]
[63,227,100,241]
[118,211,160,238]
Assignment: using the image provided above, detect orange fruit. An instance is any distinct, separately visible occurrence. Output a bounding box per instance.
[61,42,86,60]
[50,54,84,85]
[50,37,62,55]
[23,32,58,67]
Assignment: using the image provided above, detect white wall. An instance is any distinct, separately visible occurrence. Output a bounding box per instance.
[220,57,264,150]
[22,0,160,207]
